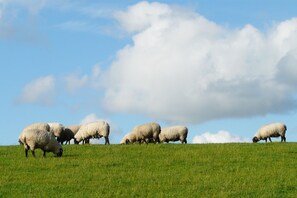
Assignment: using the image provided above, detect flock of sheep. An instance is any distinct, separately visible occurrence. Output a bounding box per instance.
[18,121,287,158]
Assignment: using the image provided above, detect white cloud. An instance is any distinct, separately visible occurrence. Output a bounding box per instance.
[80,113,102,124]
[0,0,48,41]
[63,64,102,93]
[192,131,249,144]
[100,2,297,124]
[64,73,88,94]
[114,1,171,33]
[0,0,47,15]
[17,75,55,106]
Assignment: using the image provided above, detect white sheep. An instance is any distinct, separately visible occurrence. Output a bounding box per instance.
[69,125,90,144]
[74,121,110,144]
[18,129,63,157]
[48,122,65,138]
[159,126,188,144]
[252,123,287,143]
[122,122,161,144]
[23,122,50,132]
[120,132,139,144]
[19,122,50,144]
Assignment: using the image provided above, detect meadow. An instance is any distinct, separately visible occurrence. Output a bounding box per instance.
[1,143,297,197]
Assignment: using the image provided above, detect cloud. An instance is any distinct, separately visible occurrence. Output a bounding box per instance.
[80,113,101,124]
[64,73,88,94]
[63,64,102,93]
[17,75,55,106]
[99,2,297,124]
[114,1,171,33]
[0,0,47,16]
[0,0,48,41]
[192,131,249,143]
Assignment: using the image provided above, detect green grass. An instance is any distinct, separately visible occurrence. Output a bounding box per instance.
[1,143,297,197]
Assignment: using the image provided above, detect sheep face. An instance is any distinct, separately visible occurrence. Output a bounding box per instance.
[74,137,82,143]
[252,136,259,143]
[56,148,63,157]
[159,134,166,143]
[74,139,79,144]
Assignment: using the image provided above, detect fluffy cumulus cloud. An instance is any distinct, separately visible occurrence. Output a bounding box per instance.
[192,131,249,143]
[100,1,297,124]
[17,75,55,106]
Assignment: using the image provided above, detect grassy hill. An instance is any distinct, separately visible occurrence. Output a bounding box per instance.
[1,143,297,197]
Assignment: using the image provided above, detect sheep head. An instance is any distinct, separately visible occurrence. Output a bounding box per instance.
[252,136,259,143]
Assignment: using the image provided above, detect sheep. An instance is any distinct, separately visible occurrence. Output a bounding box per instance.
[159,126,188,144]
[22,122,50,132]
[64,125,81,144]
[252,123,287,143]
[134,122,161,144]
[48,122,65,139]
[122,122,161,144]
[19,122,50,143]
[68,125,89,144]
[74,121,110,145]
[58,128,74,145]
[18,129,63,157]
[120,132,139,144]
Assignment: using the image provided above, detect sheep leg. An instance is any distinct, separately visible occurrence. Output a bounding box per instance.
[43,150,46,157]
[268,137,272,142]
[31,150,36,158]
[143,139,148,144]
[155,137,160,143]
[25,149,29,158]
[182,139,187,144]
[104,137,110,145]
[281,136,286,142]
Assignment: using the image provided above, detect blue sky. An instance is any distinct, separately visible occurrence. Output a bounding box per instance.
[1,0,297,145]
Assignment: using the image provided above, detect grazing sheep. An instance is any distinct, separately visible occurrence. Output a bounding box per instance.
[48,123,65,139]
[58,128,74,145]
[18,129,63,157]
[74,121,110,145]
[23,122,50,132]
[159,126,188,144]
[122,122,161,144]
[252,123,287,143]
[65,125,81,144]
[120,132,139,144]
[19,123,50,144]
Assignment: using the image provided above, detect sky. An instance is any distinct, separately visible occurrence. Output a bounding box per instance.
[1,0,297,145]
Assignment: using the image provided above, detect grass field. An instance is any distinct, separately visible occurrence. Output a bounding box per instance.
[1,143,297,197]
